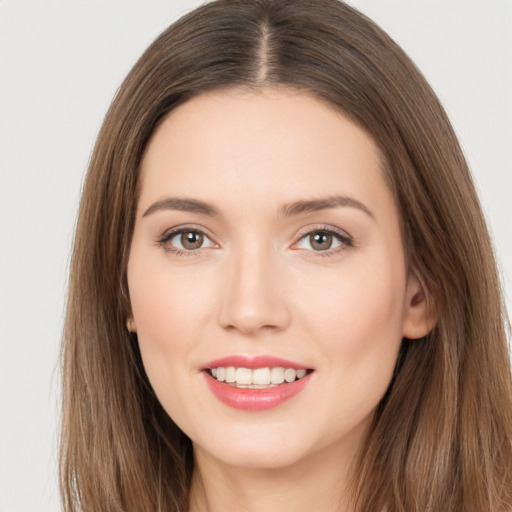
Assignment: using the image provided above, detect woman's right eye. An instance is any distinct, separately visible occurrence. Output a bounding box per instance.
[159,229,216,254]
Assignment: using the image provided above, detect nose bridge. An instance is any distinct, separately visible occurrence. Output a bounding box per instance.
[217,238,290,334]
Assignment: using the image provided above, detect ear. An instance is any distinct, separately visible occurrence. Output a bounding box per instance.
[126,316,137,333]
[402,270,438,340]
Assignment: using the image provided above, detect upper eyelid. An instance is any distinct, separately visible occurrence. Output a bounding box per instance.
[159,224,215,241]
[294,224,353,241]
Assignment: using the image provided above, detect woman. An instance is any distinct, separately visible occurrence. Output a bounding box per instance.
[60,0,512,510]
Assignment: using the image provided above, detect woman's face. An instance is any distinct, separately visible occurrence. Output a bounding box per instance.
[127,88,428,470]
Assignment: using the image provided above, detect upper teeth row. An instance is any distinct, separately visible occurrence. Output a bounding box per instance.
[211,367,307,386]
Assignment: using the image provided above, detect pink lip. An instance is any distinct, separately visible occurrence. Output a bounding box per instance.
[203,371,312,411]
[201,355,311,371]
[200,355,313,411]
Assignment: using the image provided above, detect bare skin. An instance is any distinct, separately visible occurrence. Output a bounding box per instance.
[127,88,433,512]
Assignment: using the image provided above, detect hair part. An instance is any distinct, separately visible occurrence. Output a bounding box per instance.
[61,1,512,511]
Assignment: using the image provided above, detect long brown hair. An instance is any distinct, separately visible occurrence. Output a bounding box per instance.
[60,1,512,510]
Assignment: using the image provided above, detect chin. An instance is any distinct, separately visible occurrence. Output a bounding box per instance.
[190,420,328,470]
[196,442,308,470]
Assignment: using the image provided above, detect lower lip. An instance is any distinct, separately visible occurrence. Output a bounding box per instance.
[203,372,312,411]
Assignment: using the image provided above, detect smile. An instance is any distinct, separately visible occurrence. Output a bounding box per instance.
[209,366,309,388]
[202,356,314,411]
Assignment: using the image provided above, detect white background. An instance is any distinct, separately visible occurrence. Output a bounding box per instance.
[0,1,510,510]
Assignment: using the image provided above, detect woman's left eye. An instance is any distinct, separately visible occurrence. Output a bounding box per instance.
[294,229,353,253]
[159,229,215,254]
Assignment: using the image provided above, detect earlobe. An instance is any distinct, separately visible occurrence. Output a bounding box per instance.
[126,316,137,333]
[402,271,438,340]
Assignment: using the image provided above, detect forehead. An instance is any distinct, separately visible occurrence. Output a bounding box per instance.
[138,87,393,219]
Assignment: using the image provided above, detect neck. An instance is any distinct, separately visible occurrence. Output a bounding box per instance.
[188,440,359,512]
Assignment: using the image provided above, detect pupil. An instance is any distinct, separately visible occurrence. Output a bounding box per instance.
[181,231,203,250]
[311,232,332,250]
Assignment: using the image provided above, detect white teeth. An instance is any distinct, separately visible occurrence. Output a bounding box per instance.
[253,367,271,385]
[270,367,285,384]
[236,367,252,385]
[209,366,309,387]
[284,368,297,383]
[225,366,236,383]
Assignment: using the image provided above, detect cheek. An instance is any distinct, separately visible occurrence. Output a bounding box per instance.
[129,255,213,345]
[298,254,407,373]
[127,259,210,427]
[292,255,407,440]
[127,254,201,392]
[127,250,224,416]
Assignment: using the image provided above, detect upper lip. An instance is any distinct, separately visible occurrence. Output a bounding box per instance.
[201,355,312,371]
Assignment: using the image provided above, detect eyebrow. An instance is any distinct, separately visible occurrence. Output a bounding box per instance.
[279,195,374,219]
[142,194,374,219]
[143,197,220,217]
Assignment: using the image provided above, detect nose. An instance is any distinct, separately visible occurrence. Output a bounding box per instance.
[217,245,291,335]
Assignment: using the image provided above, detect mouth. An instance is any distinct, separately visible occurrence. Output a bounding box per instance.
[206,366,313,389]
[201,356,314,411]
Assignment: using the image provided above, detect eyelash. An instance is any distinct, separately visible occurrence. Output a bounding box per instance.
[157,225,354,257]
[157,226,215,257]
[293,225,354,257]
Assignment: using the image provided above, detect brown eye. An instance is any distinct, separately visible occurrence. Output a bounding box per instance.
[160,228,216,255]
[309,232,333,251]
[294,228,352,254]
[180,231,204,250]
